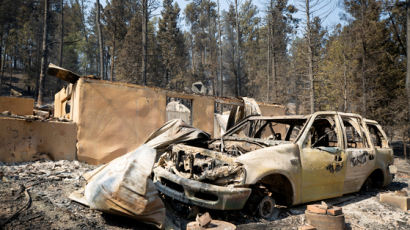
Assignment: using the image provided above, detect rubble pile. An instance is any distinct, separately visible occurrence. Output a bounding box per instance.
[0,160,155,229]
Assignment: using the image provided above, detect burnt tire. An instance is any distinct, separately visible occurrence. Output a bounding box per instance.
[361,177,374,192]
[257,196,279,220]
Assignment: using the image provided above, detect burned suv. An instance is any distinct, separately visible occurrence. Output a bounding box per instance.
[153,112,395,217]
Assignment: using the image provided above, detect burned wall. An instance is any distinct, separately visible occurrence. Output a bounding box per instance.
[0,117,77,162]
[259,103,286,116]
[192,96,214,135]
[54,85,72,119]
[74,79,167,164]
[66,79,284,165]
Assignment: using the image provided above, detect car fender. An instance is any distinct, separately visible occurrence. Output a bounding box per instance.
[235,143,302,204]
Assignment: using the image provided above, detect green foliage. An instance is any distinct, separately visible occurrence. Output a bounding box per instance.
[184,0,218,93]
[158,0,187,90]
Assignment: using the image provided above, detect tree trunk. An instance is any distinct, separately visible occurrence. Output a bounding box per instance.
[343,54,347,112]
[267,20,271,102]
[235,0,241,97]
[305,0,315,113]
[2,52,8,91]
[96,0,104,79]
[361,1,367,116]
[1,50,5,93]
[37,0,49,105]
[77,0,89,43]
[404,128,407,160]
[59,0,64,67]
[217,0,223,97]
[0,33,3,92]
[110,35,115,81]
[272,50,277,101]
[142,0,148,85]
[208,12,215,96]
[270,0,278,102]
[406,0,410,119]
[76,0,89,73]
[9,54,12,93]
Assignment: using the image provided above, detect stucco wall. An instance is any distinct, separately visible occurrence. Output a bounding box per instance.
[0,117,77,162]
[192,95,215,136]
[70,79,284,165]
[74,79,167,164]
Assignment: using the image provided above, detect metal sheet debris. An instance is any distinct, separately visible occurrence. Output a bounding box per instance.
[70,145,165,228]
[144,119,210,152]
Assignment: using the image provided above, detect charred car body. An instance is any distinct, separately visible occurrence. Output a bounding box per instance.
[153,111,395,217]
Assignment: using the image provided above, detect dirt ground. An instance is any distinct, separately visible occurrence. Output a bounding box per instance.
[1,159,409,230]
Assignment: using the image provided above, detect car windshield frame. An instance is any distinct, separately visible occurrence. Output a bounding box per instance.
[222,115,309,143]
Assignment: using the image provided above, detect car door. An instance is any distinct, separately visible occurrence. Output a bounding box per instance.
[366,122,393,186]
[366,122,392,158]
[341,116,375,194]
[299,113,347,203]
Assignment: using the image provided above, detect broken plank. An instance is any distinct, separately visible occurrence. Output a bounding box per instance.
[47,63,80,83]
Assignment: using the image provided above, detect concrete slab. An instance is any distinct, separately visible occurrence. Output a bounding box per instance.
[380,192,410,211]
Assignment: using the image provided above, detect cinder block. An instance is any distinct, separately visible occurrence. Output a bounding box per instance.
[186,221,201,230]
[380,192,410,211]
[187,219,236,230]
[298,224,317,230]
[327,206,343,216]
[307,204,327,214]
[196,212,212,227]
[305,211,345,230]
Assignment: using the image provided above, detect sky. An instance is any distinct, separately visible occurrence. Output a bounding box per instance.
[98,0,346,34]
[171,0,346,31]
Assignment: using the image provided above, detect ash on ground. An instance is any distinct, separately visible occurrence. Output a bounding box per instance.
[1,159,409,230]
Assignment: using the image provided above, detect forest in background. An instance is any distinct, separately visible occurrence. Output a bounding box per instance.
[0,0,408,140]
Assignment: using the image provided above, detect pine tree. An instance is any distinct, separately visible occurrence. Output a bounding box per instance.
[184,0,218,93]
[37,0,49,105]
[104,0,132,81]
[158,0,187,89]
[116,14,143,84]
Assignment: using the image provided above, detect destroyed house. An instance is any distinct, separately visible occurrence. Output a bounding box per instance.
[1,65,285,164]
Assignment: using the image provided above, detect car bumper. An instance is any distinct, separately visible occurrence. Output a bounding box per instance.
[153,167,252,210]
